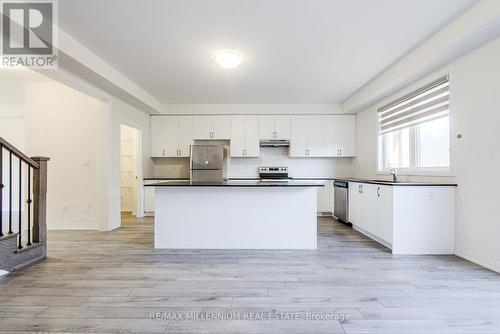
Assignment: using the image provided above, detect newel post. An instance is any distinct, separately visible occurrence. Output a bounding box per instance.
[31,157,49,249]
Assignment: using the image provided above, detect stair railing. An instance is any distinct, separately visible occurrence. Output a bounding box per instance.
[0,137,49,252]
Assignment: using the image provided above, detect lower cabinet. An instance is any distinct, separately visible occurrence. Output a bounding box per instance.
[144,184,157,216]
[348,182,455,254]
[316,180,331,214]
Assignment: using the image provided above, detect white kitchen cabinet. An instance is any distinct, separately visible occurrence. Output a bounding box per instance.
[177,116,193,157]
[192,116,212,139]
[150,116,193,157]
[307,115,324,157]
[144,186,155,214]
[348,182,455,254]
[164,117,179,157]
[290,115,308,157]
[328,180,335,215]
[259,115,290,140]
[193,115,231,140]
[348,182,361,226]
[150,117,166,157]
[230,115,260,157]
[316,180,331,214]
[323,115,356,157]
[290,115,324,157]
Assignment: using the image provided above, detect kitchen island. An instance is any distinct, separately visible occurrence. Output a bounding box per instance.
[145,180,323,249]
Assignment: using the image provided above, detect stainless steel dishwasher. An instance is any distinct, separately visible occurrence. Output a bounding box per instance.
[333,181,349,223]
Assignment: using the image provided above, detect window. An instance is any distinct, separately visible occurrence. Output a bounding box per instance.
[378,76,450,173]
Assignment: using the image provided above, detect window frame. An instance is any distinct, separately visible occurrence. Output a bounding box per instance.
[377,76,453,177]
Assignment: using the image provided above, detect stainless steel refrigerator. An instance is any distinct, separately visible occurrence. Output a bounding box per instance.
[190,145,227,182]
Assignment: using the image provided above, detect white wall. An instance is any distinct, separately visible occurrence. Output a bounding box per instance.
[101,97,154,230]
[352,36,500,272]
[0,70,154,231]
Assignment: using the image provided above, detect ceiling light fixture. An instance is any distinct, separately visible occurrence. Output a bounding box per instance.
[213,49,243,69]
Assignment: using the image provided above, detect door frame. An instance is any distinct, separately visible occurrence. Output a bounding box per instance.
[119,122,143,219]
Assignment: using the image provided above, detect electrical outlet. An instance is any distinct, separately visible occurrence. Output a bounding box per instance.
[84,203,90,211]
[428,191,434,200]
[63,204,68,212]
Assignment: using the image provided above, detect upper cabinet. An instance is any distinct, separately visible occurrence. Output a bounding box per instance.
[230,115,260,157]
[150,116,193,157]
[290,115,356,158]
[258,115,290,140]
[193,115,231,139]
[323,115,356,157]
[151,114,355,158]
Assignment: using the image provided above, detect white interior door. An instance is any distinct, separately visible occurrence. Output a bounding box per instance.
[120,124,141,217]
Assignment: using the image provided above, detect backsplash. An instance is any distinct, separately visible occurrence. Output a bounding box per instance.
[152,146,352,179]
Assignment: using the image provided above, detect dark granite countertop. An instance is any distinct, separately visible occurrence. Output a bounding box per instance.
[144,180,324,187]
[334,178,457,187]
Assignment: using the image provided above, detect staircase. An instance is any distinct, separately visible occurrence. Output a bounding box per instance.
[0,137,49,272]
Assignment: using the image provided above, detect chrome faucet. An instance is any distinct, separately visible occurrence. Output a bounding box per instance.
[390,168,397,182]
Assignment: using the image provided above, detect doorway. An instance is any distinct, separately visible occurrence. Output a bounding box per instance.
[120,124,141,217]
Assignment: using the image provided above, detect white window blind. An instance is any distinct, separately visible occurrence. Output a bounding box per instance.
[378,76,449,134]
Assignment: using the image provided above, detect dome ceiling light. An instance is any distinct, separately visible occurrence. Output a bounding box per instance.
[213,49,243,69]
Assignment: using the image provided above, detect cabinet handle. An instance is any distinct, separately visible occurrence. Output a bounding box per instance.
[377,186,380,197]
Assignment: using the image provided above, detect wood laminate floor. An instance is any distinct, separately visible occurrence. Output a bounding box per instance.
[0,215,500,333]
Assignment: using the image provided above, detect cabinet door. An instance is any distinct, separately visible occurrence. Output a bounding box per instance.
[258,115,275,140]
[144,186,155,212]
[274,115,291,140]
[244,116,260,157]
[230,115,245,157]
[150,117,166,157]
[329,181,335,215]
[290,115,308,157]
[377,185,393,245]
[192,116,212,139]
[307,115,324,157]
[359,184,377,233]
[178,116,193,157]
[336,115,356,157]
[164,117,179,157]
[348,182,360,225]
[316,181,330,213]
[322,115,340,157]
[212,115,231,139]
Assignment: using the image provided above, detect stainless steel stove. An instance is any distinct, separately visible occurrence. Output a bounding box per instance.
[259,166,289,182]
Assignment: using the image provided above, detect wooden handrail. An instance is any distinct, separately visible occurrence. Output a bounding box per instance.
[0,137,40,169]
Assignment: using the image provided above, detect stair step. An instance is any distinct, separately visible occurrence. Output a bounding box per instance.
[15,242,45,254]
[0,233,19,242]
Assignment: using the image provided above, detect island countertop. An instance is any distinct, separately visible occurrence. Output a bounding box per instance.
[145,180,324,187]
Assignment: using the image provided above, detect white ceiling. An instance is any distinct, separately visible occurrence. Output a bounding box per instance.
[59,0,476,104]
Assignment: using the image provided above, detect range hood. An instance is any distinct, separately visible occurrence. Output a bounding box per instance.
[260,139,290,147]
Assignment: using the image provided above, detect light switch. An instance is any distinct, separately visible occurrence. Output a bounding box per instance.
[83,159,90,166]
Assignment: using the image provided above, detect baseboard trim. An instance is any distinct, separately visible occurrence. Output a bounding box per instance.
[47,223,98,230]
[455,251,500,274]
